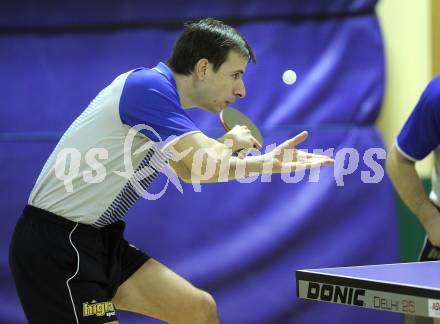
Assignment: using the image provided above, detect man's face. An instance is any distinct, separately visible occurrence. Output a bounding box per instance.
[195,51,248,114]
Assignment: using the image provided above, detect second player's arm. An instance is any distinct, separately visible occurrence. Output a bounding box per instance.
[386,143,440,246]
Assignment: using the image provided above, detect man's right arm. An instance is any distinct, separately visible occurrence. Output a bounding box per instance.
[386,144,440,246]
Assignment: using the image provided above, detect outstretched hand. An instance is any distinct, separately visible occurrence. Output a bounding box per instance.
[266,131,335,173]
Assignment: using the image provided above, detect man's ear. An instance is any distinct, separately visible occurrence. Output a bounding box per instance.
[194,58,209,80]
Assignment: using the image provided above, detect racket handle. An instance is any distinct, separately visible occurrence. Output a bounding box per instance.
[420,237,440,261]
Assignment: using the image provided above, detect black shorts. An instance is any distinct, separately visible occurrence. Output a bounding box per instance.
[9,205,150,324]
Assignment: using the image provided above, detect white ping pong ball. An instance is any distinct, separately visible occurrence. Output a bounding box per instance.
[282,70,297,85]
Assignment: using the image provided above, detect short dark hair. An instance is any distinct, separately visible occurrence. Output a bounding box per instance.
[167,18,256,75]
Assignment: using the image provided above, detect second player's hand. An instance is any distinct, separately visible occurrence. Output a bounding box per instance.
[424,212,440,247]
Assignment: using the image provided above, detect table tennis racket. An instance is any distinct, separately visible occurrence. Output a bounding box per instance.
[220,107,263,157]
[419,237,440,261]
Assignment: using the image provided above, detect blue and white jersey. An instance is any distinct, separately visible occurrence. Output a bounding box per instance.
[29,63,200,227]
[396,76,440,206]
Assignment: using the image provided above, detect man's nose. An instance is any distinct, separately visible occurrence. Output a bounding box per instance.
[234,80,246,98]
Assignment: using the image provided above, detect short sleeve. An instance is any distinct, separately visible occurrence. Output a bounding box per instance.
[119,68,200,145]
[396,77,440,161]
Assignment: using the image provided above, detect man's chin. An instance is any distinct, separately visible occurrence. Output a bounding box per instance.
[196,105,222,114]
[218,103,231,113]
[217,106,227,114]
[208,103,224,114]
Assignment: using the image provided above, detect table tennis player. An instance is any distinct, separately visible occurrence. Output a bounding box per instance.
[9,18,334,324]
[387,76,440,263]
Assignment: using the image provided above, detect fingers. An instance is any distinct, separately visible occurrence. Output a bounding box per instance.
[297,151,335,162]
[236,125,262,150]
[282,159,334,171]
[240,134,259,150]
[282,131,308,148]
[232,124,249,130]
[303,156,335,166]
[252,137,262,150]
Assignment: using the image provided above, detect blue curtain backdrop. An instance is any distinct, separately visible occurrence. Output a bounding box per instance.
[0,0,400,323]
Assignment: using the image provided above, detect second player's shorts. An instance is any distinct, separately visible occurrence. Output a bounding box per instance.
[9,205,150,323]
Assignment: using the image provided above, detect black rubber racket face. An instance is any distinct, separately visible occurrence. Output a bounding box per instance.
[420,239,440,261]
[220,107,263,147]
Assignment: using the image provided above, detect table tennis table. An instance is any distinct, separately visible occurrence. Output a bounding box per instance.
[296,261,440,323]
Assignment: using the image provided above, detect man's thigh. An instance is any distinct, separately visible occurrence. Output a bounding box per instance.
[112,259,214,322]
